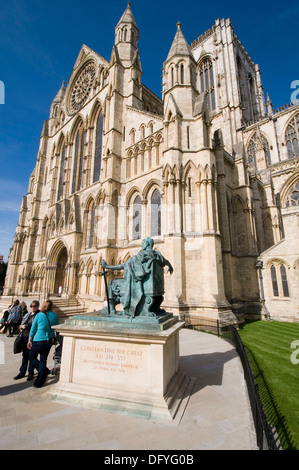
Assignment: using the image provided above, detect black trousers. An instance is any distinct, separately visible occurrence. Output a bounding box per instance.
[8,322,19,335]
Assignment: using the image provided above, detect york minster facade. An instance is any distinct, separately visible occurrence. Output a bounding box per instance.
[5,3,299,325]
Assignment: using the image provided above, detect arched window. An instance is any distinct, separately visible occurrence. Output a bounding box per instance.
[280,265,290,297]
[72,124,85,193]
[151,189,161,237]
[133,196,142,240]
[84,200,96,249]
[285,114,299,158]
[248,137,257,168]
[271,265,279,297]
[88,201,95,249]
[94,110,103,183]
[57,144,66,201]
[199,58,215,112]
[100,70,105,88]
[130,129,136,145]
[248,74,256,121]
[180,64,184,84]
[285,180,299,207]
[247,132,271,168]
[171,67,174,88]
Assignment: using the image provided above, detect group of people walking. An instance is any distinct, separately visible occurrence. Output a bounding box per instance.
[0,299,28,336]
[1,299,59,388]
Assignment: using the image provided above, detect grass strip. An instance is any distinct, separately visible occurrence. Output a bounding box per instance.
[238,320,299,450]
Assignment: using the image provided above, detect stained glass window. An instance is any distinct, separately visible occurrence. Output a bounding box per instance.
[271,265,279,297]
[285,114,299,158]
[280,265,290,297]
[199,58,215,112]
[72,131,80,193]
[72,124,85,193]
[89,201,95,249]
[78,130,85,189]
[133,196,141,240]
[285,180,299,207]
[94,110,103,183]
[247,132,271,168]
[57,145,66,201]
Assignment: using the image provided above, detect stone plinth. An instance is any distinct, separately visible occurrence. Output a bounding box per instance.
[50,315,194,421]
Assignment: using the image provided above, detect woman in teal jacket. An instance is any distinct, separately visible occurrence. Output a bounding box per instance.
[27,300,59,388]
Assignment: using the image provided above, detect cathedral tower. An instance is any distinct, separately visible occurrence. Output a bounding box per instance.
[4,5,298,325]
[161,22,235,324]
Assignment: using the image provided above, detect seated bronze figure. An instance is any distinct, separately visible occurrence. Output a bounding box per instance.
[101,238,173,318]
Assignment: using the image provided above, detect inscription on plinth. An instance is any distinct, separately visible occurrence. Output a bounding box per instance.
[72,339,149,390]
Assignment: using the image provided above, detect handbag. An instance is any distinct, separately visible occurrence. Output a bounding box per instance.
[13,331,24,354]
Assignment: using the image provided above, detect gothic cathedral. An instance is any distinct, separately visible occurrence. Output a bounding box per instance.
[5,3,299,326]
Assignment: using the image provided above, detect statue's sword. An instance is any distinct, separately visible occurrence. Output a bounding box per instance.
[100,265,111,316]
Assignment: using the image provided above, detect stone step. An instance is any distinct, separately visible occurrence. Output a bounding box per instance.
[0,297,88,319]
[52,300,81,308]
[56,308,87,319]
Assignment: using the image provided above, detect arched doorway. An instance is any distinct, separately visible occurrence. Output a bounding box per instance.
[54,246,67,294]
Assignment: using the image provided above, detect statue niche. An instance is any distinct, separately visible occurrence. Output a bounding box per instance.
[100,237,173,318]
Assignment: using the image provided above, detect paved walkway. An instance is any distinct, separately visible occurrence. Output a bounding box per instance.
[0,328,257,450]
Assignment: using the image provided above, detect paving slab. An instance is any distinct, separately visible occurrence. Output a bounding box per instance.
[0,327,257,450]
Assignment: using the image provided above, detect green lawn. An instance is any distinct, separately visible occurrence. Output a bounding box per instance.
[238,320,299,450]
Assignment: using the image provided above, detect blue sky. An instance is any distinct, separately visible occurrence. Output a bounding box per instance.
[0,0,298,261]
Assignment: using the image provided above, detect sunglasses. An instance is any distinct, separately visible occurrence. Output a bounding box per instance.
[30,305,38,308]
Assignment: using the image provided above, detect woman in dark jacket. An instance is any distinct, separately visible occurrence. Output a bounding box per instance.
[20,301,28,320]
[13,301,40,380]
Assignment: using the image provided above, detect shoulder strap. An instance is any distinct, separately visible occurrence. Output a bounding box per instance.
[44,312,52,335]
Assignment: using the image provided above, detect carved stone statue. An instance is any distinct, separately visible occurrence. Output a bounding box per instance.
[100,237,173,318]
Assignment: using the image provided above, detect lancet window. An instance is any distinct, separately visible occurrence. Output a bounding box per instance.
[72,123,85,193]
[270,263,290,297]
[270,265,279,297]
[198,58,215,112]
[84,199,96,250]
[180,64,184,84]
[94,110,103,183]
[151,189,161,237]
[88,201,96,249]
[133,196,142,240]
[280,265,290,297]
[57,144,66,201]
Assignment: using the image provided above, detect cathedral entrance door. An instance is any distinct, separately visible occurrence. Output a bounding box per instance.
[54,246,67,294]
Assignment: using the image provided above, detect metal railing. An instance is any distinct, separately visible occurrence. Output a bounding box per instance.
[230,326,282,450]
[185,316,282,450]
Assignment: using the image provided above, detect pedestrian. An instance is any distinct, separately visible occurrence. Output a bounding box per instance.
[0,309,10,333]
[27,300,59,388]
[20,301,28,320]
[13,301,40,381]
[7,300,22,337]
